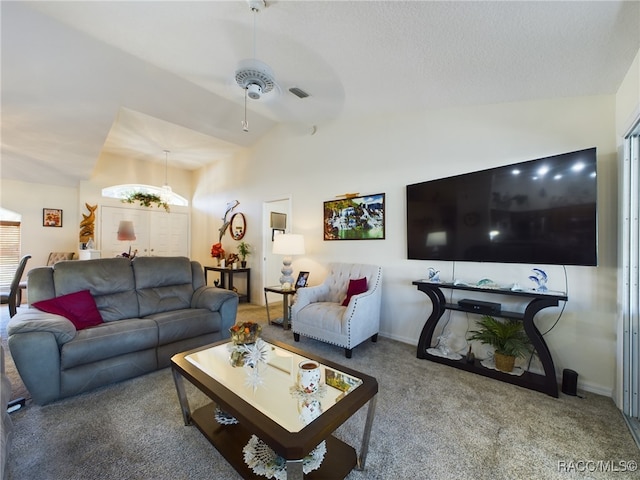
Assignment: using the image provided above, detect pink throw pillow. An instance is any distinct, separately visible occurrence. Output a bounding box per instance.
[342,277,368,306]
[33,290,103,330]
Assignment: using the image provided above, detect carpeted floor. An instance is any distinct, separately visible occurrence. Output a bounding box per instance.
[2,303,639,479]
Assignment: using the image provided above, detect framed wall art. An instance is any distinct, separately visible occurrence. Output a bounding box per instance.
[43,208,63,227]
[323,193,385,240]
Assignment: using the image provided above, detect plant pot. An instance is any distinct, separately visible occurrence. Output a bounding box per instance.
[241,261,247,268]
[494,352,516,372]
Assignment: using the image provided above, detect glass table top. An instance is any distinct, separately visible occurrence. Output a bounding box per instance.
[185,340,363,433]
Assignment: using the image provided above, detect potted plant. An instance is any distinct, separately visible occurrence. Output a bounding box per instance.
[122,192,169,212]
[237,241,251,268]
[468,315,531,373]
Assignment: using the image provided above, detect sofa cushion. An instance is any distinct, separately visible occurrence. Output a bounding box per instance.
[133,257,194,317]
[298,302,346,334]
[60,318,158,369]
[52,258,139,321]
[342,277,367,306]
[146,308,222,346]
[33,290,103,330]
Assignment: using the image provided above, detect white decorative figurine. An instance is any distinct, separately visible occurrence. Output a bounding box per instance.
[427,267,441,283]
[528,268,548,293]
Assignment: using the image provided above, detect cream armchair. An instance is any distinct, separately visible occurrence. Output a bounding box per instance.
[291,263,382,358]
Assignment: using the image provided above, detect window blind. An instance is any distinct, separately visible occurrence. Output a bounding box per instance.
[0,220,21,287]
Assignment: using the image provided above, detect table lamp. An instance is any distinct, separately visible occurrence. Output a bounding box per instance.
[117,220,136,257]
[272,234,305,289]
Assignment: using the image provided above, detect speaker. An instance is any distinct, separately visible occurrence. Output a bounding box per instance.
[562,369,578,396]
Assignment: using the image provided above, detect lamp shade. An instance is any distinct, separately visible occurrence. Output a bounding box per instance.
[117,221,136,241]
[273,234,305,255]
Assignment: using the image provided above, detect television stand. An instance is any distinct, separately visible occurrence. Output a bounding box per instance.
[412,281,568,397]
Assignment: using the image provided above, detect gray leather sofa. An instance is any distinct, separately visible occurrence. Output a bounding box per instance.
[7,256,238,405]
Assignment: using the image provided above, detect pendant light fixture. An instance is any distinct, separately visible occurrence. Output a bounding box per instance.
[161,149,172,203]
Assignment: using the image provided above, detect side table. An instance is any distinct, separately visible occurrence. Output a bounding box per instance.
[204,266,251,303]
[264,286,296,330]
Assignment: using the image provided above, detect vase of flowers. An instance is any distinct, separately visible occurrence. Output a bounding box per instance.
[210,242,225,266]
[228,322,263,367]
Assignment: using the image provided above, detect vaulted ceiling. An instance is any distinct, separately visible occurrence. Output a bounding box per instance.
[2,1,639,187]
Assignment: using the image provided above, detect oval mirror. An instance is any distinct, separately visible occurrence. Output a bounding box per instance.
[230,212,246,240]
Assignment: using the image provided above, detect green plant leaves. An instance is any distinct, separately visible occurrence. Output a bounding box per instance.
[468,315,531,358]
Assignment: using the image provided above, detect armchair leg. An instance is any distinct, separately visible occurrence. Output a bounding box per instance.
[371,334,378,343]
[345,348,352,359]
[293,333,300,342]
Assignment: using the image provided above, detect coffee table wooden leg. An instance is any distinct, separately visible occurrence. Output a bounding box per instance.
[172,368,192,426]
[285,459,304,480]
[356,394,377,470]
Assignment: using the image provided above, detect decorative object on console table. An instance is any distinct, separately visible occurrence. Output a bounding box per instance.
[413,280,567,397]
[210,242,225,266]
[528,268,548,292]
[237,241,251,268]
[427,267,441,283]
[272,233,305,289]
[43,208,62,227]
[468,315,531,373]
[323,193,385,240]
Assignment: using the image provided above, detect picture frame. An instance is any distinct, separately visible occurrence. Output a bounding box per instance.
[295,271,309,289]
[272,228,285,241]
[43,208,63,227]
[270,212,287,230]
[323,193,385,240]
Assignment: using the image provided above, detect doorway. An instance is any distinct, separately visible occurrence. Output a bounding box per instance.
[262,196,292,305]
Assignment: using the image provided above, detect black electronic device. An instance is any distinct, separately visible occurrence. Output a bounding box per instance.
[562,369,578,396]
[406,147,598,266]
[458,298,502,315]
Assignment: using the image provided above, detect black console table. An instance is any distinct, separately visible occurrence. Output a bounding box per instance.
[205,266,251,303]
[413,281,567,397]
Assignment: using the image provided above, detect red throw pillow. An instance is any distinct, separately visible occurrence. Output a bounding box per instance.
[33,290,103,330]
[342,277,368,306]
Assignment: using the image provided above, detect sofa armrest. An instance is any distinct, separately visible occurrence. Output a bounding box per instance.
[191,286,238,311]
[291,284,330,316]
[343,287,380,319]
[7,311,71,405]
[191,286,239,338]
[7,310,76,346]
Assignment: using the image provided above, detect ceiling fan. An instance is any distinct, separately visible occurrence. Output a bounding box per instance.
[233,0,313,132]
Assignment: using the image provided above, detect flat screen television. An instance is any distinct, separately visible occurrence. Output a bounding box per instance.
[406,148,598,266]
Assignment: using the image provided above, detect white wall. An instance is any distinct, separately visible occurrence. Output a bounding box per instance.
[0,179,79,268]
[616,49,640,137]
[195,94,618,395]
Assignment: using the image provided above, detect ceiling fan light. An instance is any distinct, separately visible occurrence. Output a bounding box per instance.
[247,83,262,99]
